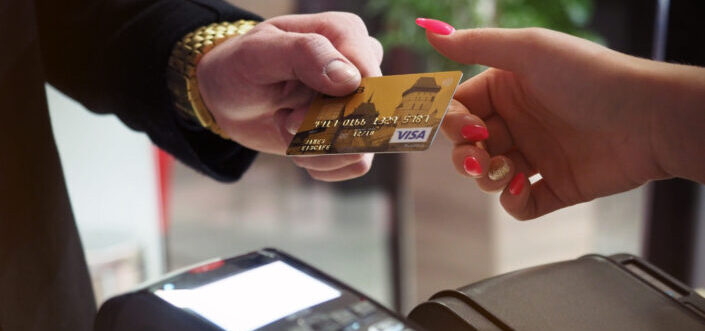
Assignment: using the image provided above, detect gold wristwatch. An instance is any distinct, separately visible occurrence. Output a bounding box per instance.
[167,20,258,139]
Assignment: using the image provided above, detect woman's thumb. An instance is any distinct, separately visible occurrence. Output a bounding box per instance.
[419,19,541,73]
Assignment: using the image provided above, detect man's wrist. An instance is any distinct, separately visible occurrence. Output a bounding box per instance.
[167,20,258,139]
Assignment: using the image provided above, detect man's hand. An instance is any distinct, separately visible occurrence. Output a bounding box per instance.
[196,12,383,181]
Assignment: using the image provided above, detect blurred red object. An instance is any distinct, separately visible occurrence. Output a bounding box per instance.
[155,147,173,234]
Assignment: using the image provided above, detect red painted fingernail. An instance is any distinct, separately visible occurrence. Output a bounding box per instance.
[463,156,482,177]
[509,173,526,195]
[415,18,455,35]
[461,124,489,141]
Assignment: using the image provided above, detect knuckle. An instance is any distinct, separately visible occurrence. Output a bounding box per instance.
[295,33,330,53]
[326,11,368,35]
[520,27,549,44]
[248,22,272,34]
[261,15,286,25]
[330,11,363,25]
[369,37,383,60]
[342,12,366,29]
[370,36,383,50]
[239,23,278,48]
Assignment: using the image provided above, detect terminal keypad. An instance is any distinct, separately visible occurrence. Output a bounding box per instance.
[287,300,413,331]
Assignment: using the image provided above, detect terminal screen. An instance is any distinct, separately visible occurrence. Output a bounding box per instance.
[155,261,342,330]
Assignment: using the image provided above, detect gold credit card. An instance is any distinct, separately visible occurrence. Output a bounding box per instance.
[286,71,463,156]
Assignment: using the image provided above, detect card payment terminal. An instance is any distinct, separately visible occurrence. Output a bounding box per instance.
[95,248,417,331]
[97,249,705,330]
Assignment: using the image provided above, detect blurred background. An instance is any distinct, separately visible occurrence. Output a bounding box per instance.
[48,0,705,315]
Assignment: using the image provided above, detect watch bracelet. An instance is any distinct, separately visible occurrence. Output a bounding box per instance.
[167,20,258,139]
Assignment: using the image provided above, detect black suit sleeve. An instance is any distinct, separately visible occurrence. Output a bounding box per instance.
[35,0,262,182]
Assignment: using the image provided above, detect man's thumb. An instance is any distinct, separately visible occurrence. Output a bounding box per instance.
[241,29,361,96]
[289,33,361,96]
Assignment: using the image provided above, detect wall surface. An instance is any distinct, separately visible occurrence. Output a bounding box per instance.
[46,85,164,303]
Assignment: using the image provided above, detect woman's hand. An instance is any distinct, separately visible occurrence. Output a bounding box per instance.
[197,12,383,181]
[423,24,705,220]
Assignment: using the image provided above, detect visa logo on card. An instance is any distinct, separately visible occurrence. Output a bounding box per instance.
[389,127,433,143]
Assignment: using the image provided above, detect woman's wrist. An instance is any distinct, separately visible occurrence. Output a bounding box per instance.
[636,59,705,183]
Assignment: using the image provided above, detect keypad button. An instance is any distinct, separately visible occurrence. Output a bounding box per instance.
[288,326,313,331]
[303,314,329,326]
[329,309,357,326]
[303,314,340,331]
[350,301,376,317]
[341,322,362,331]
[311,320,339,331]
[368,318,404,331]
